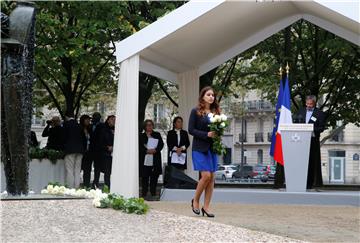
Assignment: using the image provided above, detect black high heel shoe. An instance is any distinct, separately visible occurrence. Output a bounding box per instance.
[201,208,215,218]
[191,199,200,215]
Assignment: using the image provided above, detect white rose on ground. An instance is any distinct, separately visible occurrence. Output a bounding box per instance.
[52,187,59,195]
[47,185,54,193]
[92,198,101,207]
[220,122,226,128]
[220,114,227,121]
[59,186,66,194]
[41,189,48,194]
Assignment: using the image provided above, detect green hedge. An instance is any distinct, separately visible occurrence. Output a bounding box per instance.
[29,147,65,163]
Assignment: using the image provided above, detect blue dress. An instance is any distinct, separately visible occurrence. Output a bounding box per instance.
[192,115,218,172]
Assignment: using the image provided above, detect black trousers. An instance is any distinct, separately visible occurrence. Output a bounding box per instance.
[141,166,159,197]
[307,137,323,189]
[274,162,285,188]
[82,151,93,188]
[93,155,112,189]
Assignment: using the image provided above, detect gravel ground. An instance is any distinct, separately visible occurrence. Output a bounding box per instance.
[148,202,360,242]
[0,199,300,242]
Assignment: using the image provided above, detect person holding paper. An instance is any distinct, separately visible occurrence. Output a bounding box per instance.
[295,95,326,189]
[166,116,190,170]
[188,86,220,218]
[139,119,164,200]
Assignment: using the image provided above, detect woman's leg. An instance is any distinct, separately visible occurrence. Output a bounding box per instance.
[203,172,215,211]
[149,172,159,196]
[193,171,211,209]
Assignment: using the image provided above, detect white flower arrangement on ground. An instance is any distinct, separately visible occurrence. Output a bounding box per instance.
[41,184,107,207]
[41,184,149,214]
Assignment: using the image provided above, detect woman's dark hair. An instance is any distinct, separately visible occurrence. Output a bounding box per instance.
[172,116,183,130]
[79,114,91,127]
[143,119,155,131]
[105,115,115,124]
[197,86,220,116]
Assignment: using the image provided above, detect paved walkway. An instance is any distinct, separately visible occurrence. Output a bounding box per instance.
[149,201,360,242]
[1,199,299,242]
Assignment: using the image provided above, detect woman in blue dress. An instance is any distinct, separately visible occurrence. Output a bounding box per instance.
[188,86,220,217]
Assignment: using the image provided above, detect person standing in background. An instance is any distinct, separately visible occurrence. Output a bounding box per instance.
[42,116,64,151]
[97,115,115,189]
[139,119,164,201]
[166,116,190,170]
[295,95,326,189]
[63,114,86,188]
[90,112,105,188]
[80,114,92,188]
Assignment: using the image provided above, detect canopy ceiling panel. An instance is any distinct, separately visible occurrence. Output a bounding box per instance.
[141,1,299,73]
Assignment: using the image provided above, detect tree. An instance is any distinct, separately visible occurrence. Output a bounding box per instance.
[227,20,360,143]
[34,1,134,119]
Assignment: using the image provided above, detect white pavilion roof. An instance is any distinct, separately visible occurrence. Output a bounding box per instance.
[115,0,360,81]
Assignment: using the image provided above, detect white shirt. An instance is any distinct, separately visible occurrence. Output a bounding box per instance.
[306,109,314,123]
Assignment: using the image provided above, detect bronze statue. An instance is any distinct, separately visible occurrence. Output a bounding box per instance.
[1,2,36,195]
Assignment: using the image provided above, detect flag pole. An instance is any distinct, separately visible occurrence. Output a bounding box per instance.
[286,62,290,75]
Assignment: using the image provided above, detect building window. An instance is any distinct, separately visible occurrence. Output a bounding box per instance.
[223,148,232,165]
[153,104,165,123]
[239,119,247,142]
[329,150,345,157]
[255,132,264,142]
[257,149,263,164]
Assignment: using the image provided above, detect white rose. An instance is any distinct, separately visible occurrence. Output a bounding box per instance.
[210,117,216,123]
[220,122,226,128]
[52,187,59,195]
[47,185,54,193]
[214,115,221,123]
[208,113,214,118]
[59,186,66,194]
[92,198,101,207]
[220,114,227,121]
[41,189,48,194]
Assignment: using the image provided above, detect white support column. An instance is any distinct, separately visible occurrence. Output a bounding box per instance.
[111,55,139,198]
[178,69,200,180]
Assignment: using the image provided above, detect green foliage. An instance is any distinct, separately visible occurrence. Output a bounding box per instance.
[102,185,110,194]
[29,147,64,163]
[100,193,149,215]
[47,181,67,188]
[33,1,184,118]
[230,20,360,129]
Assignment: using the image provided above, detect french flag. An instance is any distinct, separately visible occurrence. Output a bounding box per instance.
[273,75,293,165]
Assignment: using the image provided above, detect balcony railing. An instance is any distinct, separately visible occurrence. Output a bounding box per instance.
[267,132,273,142]
[245,100,274,112]
[255,132,264,142]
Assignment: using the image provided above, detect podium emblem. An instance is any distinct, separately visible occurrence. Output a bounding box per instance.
[291,133,300,142]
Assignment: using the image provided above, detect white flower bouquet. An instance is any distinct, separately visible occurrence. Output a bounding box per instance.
[208,113,229,155]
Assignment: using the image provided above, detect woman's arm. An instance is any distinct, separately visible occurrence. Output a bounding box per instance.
[155,132,164,153]
[188,108,208,140]
[166,131,176,151]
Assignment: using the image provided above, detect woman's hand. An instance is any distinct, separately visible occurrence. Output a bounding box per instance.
[147,149,156,154]
[207,131,216,138]
[176,147,182,155]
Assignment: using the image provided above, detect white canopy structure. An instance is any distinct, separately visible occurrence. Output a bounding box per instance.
[111,0,360,198]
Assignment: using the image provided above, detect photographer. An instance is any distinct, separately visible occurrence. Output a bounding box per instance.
[42,116,64,151]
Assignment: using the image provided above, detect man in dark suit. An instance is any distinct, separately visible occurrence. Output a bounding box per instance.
[63,114,86,188]
[294,95,326,189]
[42,116,64,151]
